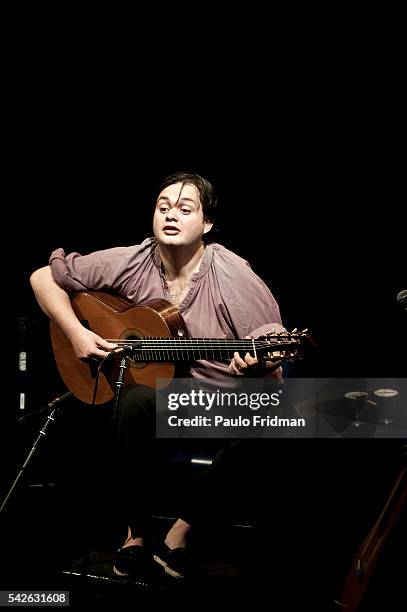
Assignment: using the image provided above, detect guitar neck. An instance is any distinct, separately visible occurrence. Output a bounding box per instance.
[122,338,294,362]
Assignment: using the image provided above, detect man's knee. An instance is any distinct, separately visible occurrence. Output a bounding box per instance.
[117,384,156,423]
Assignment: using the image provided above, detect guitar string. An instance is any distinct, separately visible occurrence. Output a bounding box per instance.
[103,338,300,359]
[103,341,299,351]
[104,338,302,344]
[103,339,300,349]
[104,337,299,342]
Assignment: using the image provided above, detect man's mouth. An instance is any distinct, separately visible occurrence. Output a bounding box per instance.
[163,226,180,235]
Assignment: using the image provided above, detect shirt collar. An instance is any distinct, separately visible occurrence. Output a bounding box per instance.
[152,239,214,279]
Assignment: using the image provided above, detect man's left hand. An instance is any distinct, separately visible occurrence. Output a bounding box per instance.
[229,336,280,376]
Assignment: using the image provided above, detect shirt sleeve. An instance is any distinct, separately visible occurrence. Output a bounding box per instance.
[213,247,284,381]
[214,246,283,339]
[48,239,155,295]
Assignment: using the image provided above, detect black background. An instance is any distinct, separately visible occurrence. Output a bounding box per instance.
[12,99,406,392]
[2,36,406,608]
[5,0,406,394]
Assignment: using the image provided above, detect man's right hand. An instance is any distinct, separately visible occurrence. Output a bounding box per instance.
[69,327,118,361]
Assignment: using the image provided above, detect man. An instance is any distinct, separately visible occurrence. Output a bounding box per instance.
[30,172,284,579]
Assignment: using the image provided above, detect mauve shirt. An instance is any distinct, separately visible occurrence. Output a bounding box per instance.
[49,238,283,386]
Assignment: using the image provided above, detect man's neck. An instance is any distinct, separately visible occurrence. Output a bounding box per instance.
[159,242,205,281]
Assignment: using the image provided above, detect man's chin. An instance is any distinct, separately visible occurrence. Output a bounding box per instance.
[159,235,184,247]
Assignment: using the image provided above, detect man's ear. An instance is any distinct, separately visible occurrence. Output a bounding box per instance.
[203,222,213,234]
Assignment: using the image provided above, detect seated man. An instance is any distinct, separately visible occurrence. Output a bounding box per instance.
[30,171,284,578]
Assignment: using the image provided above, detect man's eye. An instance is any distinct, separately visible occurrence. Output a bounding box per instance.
[181,209,191,214]
[159,207,169,213]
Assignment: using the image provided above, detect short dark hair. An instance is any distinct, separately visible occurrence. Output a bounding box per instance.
[156,172,217,223]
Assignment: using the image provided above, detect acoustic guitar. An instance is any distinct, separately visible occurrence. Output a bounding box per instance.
[51,291,308,405]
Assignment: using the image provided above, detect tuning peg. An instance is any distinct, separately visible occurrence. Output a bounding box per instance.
[290,328,298,334]
[300,328,309,335]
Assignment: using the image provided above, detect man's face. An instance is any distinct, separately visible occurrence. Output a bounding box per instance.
[153,182,212,247]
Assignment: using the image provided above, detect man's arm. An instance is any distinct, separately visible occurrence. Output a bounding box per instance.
[30,266,117,359]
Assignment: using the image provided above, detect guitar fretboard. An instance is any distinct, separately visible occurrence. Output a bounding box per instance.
[118,337,297,362]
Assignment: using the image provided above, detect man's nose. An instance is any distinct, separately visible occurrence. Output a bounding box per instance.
[165,206,179,221]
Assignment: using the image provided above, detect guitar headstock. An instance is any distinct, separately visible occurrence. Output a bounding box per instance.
[258,328,310,361]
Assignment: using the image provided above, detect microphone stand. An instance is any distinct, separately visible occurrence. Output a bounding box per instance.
[0,391,73,520]
[111,343,142,423]
[1,347,138,519]
[112,354,128,423]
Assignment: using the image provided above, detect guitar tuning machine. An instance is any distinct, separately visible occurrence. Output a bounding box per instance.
[177,329,185,337]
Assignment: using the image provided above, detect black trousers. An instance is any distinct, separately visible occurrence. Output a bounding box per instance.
[114,382,402,564]
[113,383,285,539]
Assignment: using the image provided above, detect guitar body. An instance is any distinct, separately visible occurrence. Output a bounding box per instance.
[336,466,407,611]
[51,291,188,404]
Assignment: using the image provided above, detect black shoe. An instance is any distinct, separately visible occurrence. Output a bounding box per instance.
[153,543,190,579]
[112,545,149,577]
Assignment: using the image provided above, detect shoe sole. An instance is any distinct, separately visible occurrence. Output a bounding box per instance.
[153,554,184,579]
[112,564,129,577]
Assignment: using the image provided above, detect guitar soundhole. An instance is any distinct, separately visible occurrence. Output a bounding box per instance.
[121,330,147,369]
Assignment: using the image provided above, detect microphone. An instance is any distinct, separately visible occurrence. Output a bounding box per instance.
[397,290,407,311]
[36,391,74,415]
[16,391,74,423]
[47,391,74,408]
[112,343,142,358]
[121,345,137,356]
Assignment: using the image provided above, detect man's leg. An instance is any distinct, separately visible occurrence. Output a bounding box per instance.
[112,383,156,575]
[154,440,248,579]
